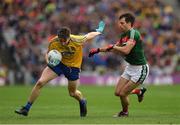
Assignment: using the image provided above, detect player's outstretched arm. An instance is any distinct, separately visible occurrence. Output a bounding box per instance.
[85,32,101,41]
[85,21,105,41]
[113,40,135,55]
[88,44,114,57]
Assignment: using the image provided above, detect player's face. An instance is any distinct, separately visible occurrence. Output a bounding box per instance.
[118,18,129,32]
[59,37,70,45]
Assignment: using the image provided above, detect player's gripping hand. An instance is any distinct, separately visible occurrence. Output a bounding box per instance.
[88,48,100,57]
[105,44,114,51]
[96,21,105,33]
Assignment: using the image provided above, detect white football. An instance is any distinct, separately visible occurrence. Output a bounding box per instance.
[47,50,62,67]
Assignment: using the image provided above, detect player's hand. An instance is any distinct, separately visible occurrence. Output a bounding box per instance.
[96,21,105,33]
[88,48,100,57]
[105,44,114,51]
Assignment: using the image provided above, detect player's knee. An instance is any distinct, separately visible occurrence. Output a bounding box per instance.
[69,92,76,97]
[36,80,45,88]
[119,91,127,97]
[114,92,120,96]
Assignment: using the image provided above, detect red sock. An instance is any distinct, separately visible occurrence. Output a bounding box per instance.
[131,89,141,95]
[123,106,128,112]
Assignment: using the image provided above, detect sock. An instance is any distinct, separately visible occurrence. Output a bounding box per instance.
[24,102,32,111]
[122,106,128,112]
[79,99,85,104]
[131,89,141,95]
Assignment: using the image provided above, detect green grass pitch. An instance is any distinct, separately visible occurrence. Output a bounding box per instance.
[0,85,180,124]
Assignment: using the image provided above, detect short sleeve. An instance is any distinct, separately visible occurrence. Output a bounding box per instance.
[130,29,140,44]
[70,34,87,45]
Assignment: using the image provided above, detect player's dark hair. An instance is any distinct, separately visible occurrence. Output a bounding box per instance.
[119,13,135,26]
[57,27,70,39]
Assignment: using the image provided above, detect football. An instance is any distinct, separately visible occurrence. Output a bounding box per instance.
[47,50,62,67]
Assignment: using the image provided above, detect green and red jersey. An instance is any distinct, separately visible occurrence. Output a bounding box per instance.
[116,28,147,65]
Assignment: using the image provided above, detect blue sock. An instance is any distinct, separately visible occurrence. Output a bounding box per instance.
[79,99,86,104]
[24,102,32,111]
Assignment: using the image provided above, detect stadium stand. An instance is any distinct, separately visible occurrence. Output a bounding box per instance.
[0,0,179,85]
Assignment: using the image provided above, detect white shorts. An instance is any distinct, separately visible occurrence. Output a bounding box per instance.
[121,63,149,84]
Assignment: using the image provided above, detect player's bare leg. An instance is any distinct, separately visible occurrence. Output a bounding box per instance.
[68,80,87,117]
[28,67,58,102]
[119,81,139,117]
[114,77,129,97]
[15,66,58,116]
[68,80,83,101]
[114,77,129,117]
[114,78,139,117]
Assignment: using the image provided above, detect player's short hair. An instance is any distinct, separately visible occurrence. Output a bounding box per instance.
[57,27,70,39]
[119,13,135,26]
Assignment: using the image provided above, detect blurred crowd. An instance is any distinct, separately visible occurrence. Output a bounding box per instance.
[0,0,179,85]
